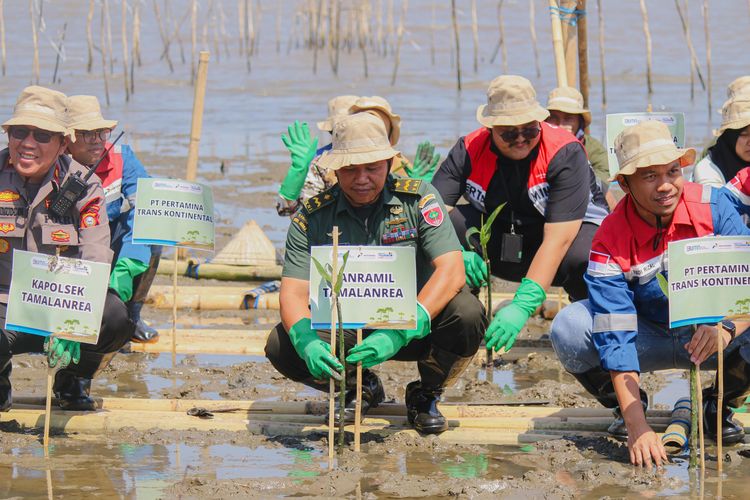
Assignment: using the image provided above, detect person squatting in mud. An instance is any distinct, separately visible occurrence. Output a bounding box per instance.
[432,75,608,356]
[550,120,750,468]
[276,95,441,217]
[66,95,161,344]
[0,86,134,413]
[265,112,487,434]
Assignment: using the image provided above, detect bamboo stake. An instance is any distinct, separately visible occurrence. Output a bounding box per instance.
[210,1,220,63]
[122,0,130,102]
[451,0,461,91]
[153,0,174,72]
[577,0,589,111]
[245,0,252,71]
[596,0,606,108]
[169,0,187,64]
[104,0,114,74]
[100,3,111,105]
[191,0,197,83]
[358,1,368,77]
[549,0,567,87]
[639,0,653,97]
[185,51,210,181]
[312,0,323,73]
[489,0,507,73]
[333,0,341,75]
[717,323,725,474]
[470,0,478,73]
[530,0,540,78]
[30,0,40,84]
[386,0,394,55]
[702,0,712,119]
[376,0,383,55]
[218,0,230,58]
[0,0,5,76]
[171,252,178,362]
[689,364,698,468]
[560,0,578,87]
[133,0,142,67]
[50,22,67,85]
[43,365,53,448]
[389,0,408,86]
[675,0,707,101]
[238,0,246,55]
[354,327,363,452]
[327,226,340,469]
[696,364,705,472]
[87,0,95,73]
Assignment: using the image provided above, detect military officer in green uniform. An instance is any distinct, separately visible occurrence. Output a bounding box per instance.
[265,112,487,434]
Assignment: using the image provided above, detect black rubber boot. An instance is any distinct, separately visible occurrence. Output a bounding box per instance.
[127,301,159,344]
[406,346,474,434]
[0,357,11,412]
[327,369,385,425]
[702,347,750,444]
[570,367,648,439]
[54,352,116,411]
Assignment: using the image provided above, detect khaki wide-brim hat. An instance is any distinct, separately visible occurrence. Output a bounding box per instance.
[610,120,696,181]
[2,85,71,138]
[546,86,592,129]
[476,75,550,128]
[316,95,360,132]
[316,112,400,171]
[715,97,750,136]
[67,95,118,133]
[727,75,750,99]
[350,96,401,146]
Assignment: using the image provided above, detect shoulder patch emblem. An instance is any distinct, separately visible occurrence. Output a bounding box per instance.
[421,204,444,227]
[0,190,20,203]
[392,178,422,194]
[303,191,335,214]
[292,212,308,232]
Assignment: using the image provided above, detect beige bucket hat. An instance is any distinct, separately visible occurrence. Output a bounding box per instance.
[350,96,401,146]
[715,97,750,136]
[316,95,360,132]
[67,95,118,133]
[727,76,750,99]
[546,86,592,129]
[611,120,695,181]
[477,75,549,128]
[2,85,70,137]
[315,112,400,171]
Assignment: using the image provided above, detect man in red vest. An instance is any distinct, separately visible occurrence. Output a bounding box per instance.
[432,75,608,355]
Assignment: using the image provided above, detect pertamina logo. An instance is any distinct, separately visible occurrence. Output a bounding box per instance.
[0,190,20,203]
[0,222,15,233]
[51,230,70,243]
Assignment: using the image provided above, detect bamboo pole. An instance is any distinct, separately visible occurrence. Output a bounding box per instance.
[358,1,369,77]
[717,324,725,474]
[386,0,394,55]
[50,22,67,85]
[133,0,142,67]
[376,0,383,55]
[100,2,111,105]
[577,0,589,111]
[122,0,130,101]
[560,0,578,88]
[489,0,507,73]
[104,0,114,74]
[156,259,282,280]
[333,0,341,75]
[30,0,39,84]
[702,0,712,119]
[596,0,606,108]
[87,0,95,73]
[191,0,197,83]
[530,0,540,78]
[470,0,478,73]
[354,327,363,451]
[153,0,174,72]
[450,0,461,91]
[696,364,705,472]
[312,0,323,73]
[328,227,340,469]
[171,252,178,361]
[675,0,707,101]
[238,0,246,55]
[689,364,698,468]
[0,0,5,76]
[389,0,407,86]
[185,51,210,181]
[549,0,568,87]
[43,367,53,448]
[639,0,653,97]
[245,0,252,71]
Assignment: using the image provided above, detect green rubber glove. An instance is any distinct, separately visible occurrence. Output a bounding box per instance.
[44,337,81,369]
[109,257,149,302]
[485,278,546,353]
[288,318,342,380]
[404,140,441,182]
[279,121,319,201]
[346,303,431,369]
[463,250,488,289]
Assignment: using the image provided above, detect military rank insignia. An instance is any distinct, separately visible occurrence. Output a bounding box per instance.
[292,211,308,232]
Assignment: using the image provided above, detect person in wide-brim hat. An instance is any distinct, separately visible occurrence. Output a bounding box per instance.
[350,95,402,146]
[316,95,360,132]
[475,75,549,128]
[2,85,72,138]
[67,95,118,132]
[316,112,400,172]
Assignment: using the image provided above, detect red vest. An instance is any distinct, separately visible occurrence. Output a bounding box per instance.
[94,144,124,205]
[463,122,579,215]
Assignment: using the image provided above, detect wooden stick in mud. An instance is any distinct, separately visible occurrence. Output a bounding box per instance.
[354,328,363,452]
[717,323,725,473]
[30,0,40,84]
[133,0,142,67]
[153,0,174,72]
[560,0,578,88]
[596,0,606,108]
[450,0,461,91]
[185,51,210,181]
[171,252,178,362]
[639,0,653,97]
[358,1,368,77]
[43,366,53,448]
[577,0,589,111]
[390,0,408,86]
[675,0,707,100]
[489,0,507,73]
[696,364,705,472]
[87,0,95,73]
[470,0,478,73]
[529,0,540,78]
[689,363,698,468]
[328,226,340,469]
[51,22,67,85]
[100,2,111,106]
[549,0,568,87]
[122,0,130,102]
[702,0,712,119]
[312,0,323,74]
[104,0,114,75]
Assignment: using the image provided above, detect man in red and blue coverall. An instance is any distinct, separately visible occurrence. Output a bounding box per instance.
[550,121,750,468]
[725,166,750,223]
[66,95,159,343]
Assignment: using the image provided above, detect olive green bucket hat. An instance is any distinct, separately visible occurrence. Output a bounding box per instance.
[611,120,695,181]
[316,95,360,132]
[315,112,400,171]
[67,95,118,133]
[546,86,592,129]
[476,75,549,128]
[2,85,71,138]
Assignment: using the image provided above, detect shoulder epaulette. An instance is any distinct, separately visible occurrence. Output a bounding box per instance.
[303,189,336,213]
[392,178,422,195]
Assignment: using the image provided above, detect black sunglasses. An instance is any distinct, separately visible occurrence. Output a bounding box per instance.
[8,126,61,144]
[497,125,541,144]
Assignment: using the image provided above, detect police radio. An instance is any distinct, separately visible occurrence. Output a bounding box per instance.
[48,131,124,219]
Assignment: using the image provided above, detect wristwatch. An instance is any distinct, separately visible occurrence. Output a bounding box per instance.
[721,320,737,341]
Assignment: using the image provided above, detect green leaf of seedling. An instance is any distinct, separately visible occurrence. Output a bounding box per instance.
[656,273,669,298]
[465,227,480,246]
[311,256,332,284]
[482,203,506,240]
[333,251,350,295]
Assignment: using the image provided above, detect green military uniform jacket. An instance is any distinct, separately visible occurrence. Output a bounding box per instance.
[583,134,610,182]
[283,175,461,290]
